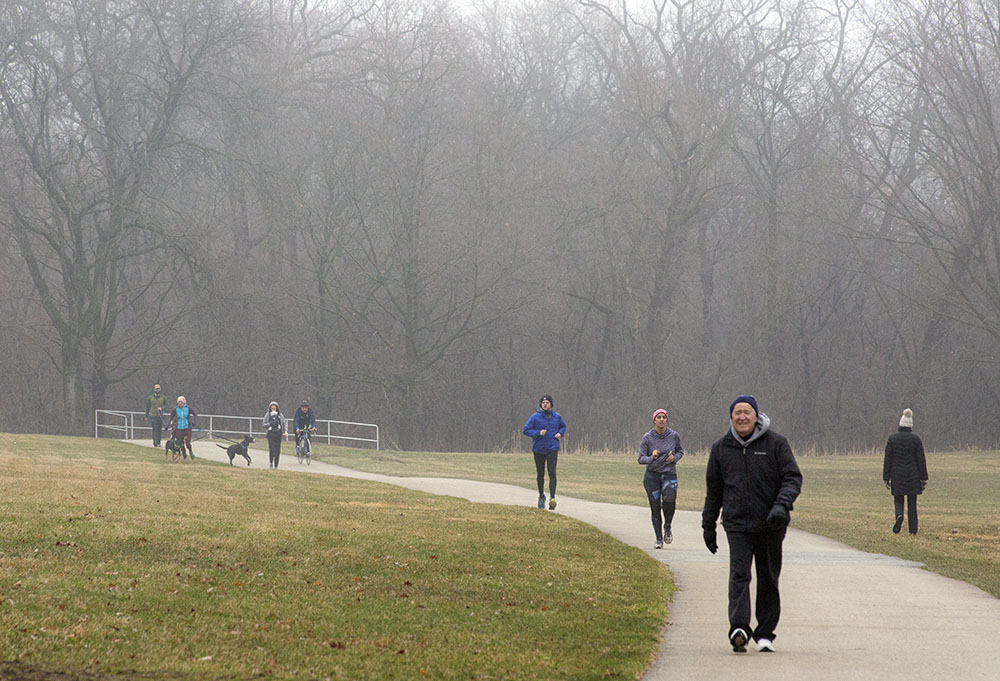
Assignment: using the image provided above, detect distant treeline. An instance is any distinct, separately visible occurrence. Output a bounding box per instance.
[2,0,999,451]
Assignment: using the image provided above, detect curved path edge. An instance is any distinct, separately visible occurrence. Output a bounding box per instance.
[171,440,998,680]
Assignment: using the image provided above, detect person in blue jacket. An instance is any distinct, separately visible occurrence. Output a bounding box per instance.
[523,395,566,510]
[164,395,198,460]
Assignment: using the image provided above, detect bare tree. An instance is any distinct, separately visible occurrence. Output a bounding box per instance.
[836,0,1000,441]
[0,0,253,431]
[308,0,523,449]
[874,0,1000,343]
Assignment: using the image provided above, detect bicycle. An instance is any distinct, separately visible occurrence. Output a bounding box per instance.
[296,427,314,464]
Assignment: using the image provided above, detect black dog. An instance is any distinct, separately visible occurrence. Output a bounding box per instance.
[217,435,254,466]
[165,432,187,461]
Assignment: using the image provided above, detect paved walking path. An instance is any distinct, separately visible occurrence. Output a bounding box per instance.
[173,440,998,680]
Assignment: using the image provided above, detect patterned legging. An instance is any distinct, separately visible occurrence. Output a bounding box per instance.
[643,470,678,540]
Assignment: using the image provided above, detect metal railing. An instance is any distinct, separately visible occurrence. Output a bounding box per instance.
[95,409,379,450]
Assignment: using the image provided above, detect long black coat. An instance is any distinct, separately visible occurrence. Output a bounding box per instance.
[883,427,927,496]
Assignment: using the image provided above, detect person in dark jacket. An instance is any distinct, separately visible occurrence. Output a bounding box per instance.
[637,408,685,548]
[263,401,285,470]
[294,401,317,446]
[702,395,803,654]
[522,395,566,510]
[883,408,928,535]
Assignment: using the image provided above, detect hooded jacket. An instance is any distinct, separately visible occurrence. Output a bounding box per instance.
[263,402,284,435]
[883,427,927,496]
[702,413,803,533]
[523,409,566,453]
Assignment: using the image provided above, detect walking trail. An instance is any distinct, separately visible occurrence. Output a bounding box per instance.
[177,439,998,680]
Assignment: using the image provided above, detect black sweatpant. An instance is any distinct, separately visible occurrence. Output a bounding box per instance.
[267,432,282,468]
[533,450,558,497]
[894,494,919,534]
[726,528,786,642]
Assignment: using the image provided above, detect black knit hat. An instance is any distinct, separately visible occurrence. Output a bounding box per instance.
[729,394,758,416]
[540,395,554,408]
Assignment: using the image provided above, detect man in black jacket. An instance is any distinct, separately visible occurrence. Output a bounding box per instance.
[294,401,317,446]
[702,395,803,654]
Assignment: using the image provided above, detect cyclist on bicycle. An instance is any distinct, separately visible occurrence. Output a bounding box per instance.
[294,400,316,445]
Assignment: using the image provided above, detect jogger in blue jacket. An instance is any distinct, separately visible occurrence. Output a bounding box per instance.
[523,395,566,510]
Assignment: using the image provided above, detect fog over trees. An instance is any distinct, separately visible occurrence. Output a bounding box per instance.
[2,0,999,452]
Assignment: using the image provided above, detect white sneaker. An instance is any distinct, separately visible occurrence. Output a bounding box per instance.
[757,638,775,652]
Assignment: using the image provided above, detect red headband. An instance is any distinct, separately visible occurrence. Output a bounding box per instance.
[652,408,668,421]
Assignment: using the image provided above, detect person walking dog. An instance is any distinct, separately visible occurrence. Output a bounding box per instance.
[144,383,168,447]
[883,408,928,535]
[522,395,566,510]
[702,395,802,654]
[164,396,198,460]
[637,408,685,548]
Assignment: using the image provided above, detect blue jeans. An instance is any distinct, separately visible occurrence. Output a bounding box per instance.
[643,470,677,541]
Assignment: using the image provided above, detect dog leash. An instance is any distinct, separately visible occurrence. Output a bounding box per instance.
[212,433,246,445]
[185,428,212,443]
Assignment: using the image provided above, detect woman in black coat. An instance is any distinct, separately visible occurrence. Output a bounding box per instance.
[882,408,928,535]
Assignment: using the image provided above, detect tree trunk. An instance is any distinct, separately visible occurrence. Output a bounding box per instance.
[61,343,88,434]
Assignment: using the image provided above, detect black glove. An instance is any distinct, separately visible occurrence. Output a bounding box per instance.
[703,528,718,554]
[885,480,891,490]
[766,504,788,530]
[921,480,927,491]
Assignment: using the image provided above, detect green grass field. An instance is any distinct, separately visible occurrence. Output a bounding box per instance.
[0,435,671,680]
[312,445,1000,599]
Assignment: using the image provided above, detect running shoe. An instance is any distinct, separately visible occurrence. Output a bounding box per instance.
[730,628,749,653]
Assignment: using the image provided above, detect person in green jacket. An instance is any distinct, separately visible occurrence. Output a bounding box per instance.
[145,384,168,447]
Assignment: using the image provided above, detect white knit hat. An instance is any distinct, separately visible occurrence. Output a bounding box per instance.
[899,408,913,428]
